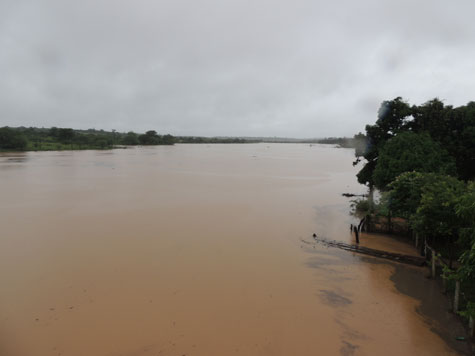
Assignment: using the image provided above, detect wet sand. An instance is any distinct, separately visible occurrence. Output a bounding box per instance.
[0,144,469,355]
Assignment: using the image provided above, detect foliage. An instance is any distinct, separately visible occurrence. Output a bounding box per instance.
[352,194,390,218]
[457,242,475,282]
[0,127,28,150]
[388,172,439,220]
[0,127,175,151]
[356,97,475,187]
[411,99,475,181]
[122,131,140,145]
[455,182,475,244]
[139,130,160,145]
[452,183,475,283]
[356,97,412,186]
[352,198,371,216]
[57,128,75,144]
[161,134,175,145]
[356,97,475,320]
[412,175,465,243]
[138,130,175,145]
[373,132,456,190]
[458,302,475,319]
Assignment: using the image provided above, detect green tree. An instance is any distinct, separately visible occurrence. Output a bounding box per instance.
[388,172,439,221]
[356,97,475,184]
[161,134,175,145]
[138,130,160,145]
[356,97,412,187]
[0,127,28,150]
[411,99,475,181]
[412,175,465,258]
[57,128,75,145]
[122,131,139,145]
[455,182,475,250]
[373,132,456,190]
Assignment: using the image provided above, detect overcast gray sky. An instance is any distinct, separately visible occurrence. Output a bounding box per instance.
[1,0,474,137]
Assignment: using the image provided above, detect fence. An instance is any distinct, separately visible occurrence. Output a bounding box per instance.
[424,241,474,338]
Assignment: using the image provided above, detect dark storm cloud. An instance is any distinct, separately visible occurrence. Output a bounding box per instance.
[1,0,474,137]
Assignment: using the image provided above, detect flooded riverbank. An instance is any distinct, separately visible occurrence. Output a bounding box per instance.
[0,144,469,355]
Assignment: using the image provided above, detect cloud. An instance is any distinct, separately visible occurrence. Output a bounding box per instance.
[1,0,475,137]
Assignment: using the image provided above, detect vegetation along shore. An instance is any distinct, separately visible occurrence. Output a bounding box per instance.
[0,125,367,152]
[352,97,475,337]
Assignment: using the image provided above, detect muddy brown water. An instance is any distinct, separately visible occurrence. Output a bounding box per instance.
[0,144,468,355]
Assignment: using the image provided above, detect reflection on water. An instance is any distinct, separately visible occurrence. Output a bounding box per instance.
[0,144,465,355]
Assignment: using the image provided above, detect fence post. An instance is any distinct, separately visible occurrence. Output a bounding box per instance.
[431,249,436,279]
[454,280,460,313]
[353,226,359,244]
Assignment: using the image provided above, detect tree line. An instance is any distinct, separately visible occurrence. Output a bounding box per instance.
[0,127,176,151]
[354,97,475,320]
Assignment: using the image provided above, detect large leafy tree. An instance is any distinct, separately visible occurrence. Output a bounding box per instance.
[373,132,456,190]
[122,131,139,145]
[139,130,160,145]
[356,97,412,186]
[161,134,175,145]
[357,98,475,186]
[411,99,475,181]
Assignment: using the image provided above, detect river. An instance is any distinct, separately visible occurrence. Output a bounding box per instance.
[0,144,467,355]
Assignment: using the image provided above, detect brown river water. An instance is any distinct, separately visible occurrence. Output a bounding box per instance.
[0,144,469,356]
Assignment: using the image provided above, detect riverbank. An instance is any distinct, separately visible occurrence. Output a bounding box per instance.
[327,229,475,355]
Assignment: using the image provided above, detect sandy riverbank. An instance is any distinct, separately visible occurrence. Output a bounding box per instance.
[303,230,474,355]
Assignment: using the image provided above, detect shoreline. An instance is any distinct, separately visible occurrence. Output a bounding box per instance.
[354,231,474,355]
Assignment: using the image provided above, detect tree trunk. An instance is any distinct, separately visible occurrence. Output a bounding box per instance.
[353,226,359,244]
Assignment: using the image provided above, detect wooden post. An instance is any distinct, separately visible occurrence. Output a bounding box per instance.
[454,280,460,313]
[431,249,436,279]
[353,226,359,244]
[415,233,419,249]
